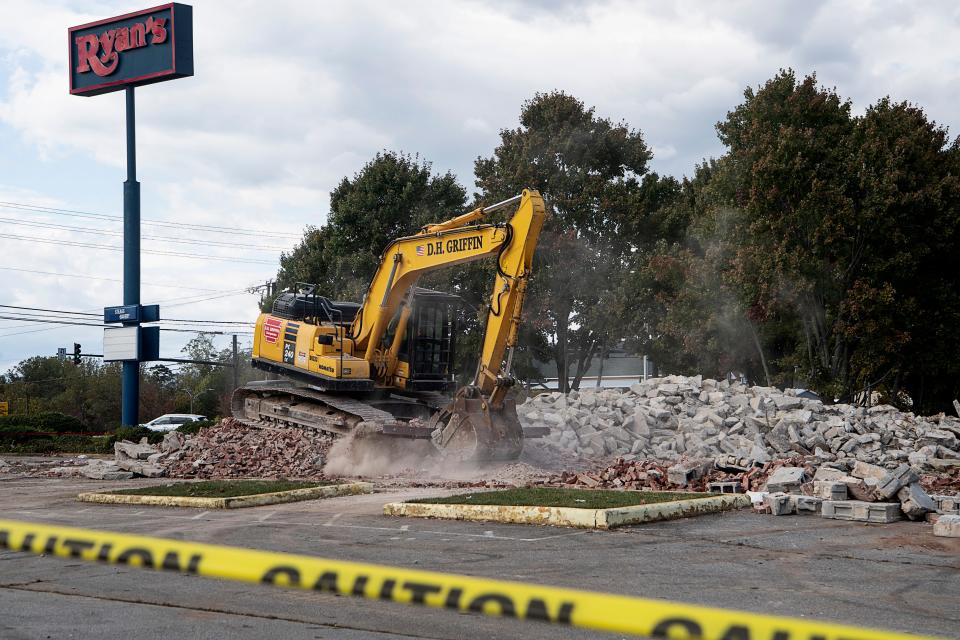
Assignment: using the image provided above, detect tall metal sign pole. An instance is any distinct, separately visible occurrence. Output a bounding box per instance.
[69,3,193,425]
[123,86,140,425]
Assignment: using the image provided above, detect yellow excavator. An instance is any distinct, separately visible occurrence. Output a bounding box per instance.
[232,190,546,460]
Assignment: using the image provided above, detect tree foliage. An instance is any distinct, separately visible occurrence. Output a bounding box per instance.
[474,91,669,391]
[649,70,960,412]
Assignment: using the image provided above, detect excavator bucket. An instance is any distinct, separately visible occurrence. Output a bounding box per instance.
[430,388,524,462]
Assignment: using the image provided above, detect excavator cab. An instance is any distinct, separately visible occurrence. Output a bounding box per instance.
[392,288,461,392]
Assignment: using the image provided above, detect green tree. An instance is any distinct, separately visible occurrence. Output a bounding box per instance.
[649,70,960,411]
[275,152,467,301]
[474,91,659,391]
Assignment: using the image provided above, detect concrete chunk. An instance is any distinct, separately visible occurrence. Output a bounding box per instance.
[764,466,806,493]
[813,480,848,501]
[897,482,936,520]
[874,464,919,500]
[933,514,960,538]
[794,495,823,515]
[115,440,157,461]
[821,500,902,523]
[764,492,794,515]
[666,459,712,486]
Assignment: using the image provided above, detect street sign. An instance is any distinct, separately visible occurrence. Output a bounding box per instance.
[103,326,140,362]
[0,401,7,416]
[69,3,194,97]
[104,304,140,323]
[57,347,67,361]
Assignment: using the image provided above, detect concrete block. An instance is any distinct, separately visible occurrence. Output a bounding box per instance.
[708,481,743,494]
[764,492,794,515]
[897,482,936,520]
[666,459,712,486]
[933,514,960,538]
[764,466,806,492]
[821,500,902,523]
[794,495,823,515]
[813,480,847,500]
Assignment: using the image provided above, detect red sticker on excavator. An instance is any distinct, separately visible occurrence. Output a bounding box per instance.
[263,317,282,344]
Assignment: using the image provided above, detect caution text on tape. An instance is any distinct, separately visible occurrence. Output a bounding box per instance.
[0,519,940,640]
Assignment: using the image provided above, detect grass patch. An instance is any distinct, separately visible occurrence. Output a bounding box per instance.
[108,480,332,498]
[410,487,710,509]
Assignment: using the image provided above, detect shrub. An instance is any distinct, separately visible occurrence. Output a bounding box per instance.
[176,419,216,435]
[0,412,84,433]
[113,426,165,445]
[1,435,113,455]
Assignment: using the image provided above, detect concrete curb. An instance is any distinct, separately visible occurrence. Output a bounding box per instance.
[78,481,374,509]
[383,493,750,529]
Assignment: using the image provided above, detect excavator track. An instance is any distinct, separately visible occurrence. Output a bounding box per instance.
[232,382,410,437]
[231,381,528,461]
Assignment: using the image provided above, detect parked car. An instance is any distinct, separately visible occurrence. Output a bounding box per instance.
[141,414,207,432]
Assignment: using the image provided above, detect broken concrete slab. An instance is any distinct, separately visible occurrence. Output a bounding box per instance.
[114,440,156,461]
[764,466,806,493]
[897,482,937,520]
[821,500,902,523]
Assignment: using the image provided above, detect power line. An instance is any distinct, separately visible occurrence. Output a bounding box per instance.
[7,233,276,265]
[0,314,253,336]
[0,266,223,293]
[0,201,302,239]
[0,217,292,252]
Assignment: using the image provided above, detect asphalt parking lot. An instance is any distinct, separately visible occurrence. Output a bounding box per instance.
[1,474,959,639]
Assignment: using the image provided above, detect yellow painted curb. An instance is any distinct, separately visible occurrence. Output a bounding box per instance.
[78,481,373,509]
[384,493,750,529]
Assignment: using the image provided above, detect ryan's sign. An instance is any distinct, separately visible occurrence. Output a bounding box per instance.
[68,3,193,96]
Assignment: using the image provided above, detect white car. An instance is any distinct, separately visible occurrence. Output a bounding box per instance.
[142,414,208,432]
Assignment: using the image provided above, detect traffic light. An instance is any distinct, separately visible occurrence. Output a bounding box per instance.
[73,343,82,365]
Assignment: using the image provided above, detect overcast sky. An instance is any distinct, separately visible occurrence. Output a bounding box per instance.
[1,0,958,372]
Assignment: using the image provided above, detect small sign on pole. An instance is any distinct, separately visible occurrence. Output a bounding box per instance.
[0,401,8,417]
[104,326,141,362]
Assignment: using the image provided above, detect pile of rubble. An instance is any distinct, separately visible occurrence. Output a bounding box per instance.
[163,418,334,479]
[519,375,960,470]
[552,457,787,493]
[46,418,335,480]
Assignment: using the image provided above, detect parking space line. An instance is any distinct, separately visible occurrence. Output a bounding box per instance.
[322,513,343,527]
[10,510,592,543]
[257,511,276,522]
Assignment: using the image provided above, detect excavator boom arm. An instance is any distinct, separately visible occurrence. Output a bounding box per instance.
[351,190,546,388]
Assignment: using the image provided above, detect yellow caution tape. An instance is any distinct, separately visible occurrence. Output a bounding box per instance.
[0,518,940,640]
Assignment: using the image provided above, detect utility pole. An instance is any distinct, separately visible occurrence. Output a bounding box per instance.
[232,334,239,391]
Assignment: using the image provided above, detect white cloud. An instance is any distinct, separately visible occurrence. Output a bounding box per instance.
[1,0,959,369]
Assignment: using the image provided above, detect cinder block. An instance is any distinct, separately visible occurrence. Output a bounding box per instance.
[764,492,794,516]
[933,514,960,538]
[708,481,743,494]
[813,480,847,500]
[821,500,902,523]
